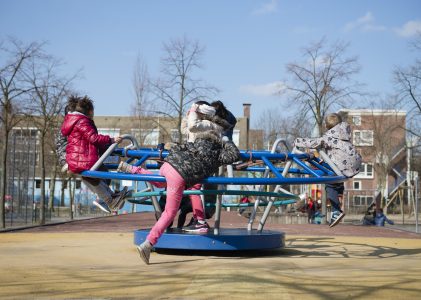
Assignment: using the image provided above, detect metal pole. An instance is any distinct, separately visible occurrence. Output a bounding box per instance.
[415,174,419,234]
[32,133,37,224]
[25,133,31,224]
[407,144,412,219]
[10,134,17,227]
[146,182,161,220]
[255,139,292,232]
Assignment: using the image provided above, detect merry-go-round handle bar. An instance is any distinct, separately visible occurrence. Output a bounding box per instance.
[90,134,139,171]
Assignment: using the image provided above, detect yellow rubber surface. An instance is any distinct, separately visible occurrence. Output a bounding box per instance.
[1,232,420,299]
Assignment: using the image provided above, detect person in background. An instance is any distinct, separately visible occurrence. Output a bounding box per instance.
[363,203,376,225]
[306,196,316,224]
[238,196,250,217]
[374,208,394,227]
[294,113,362,228]
[313,199,324,224]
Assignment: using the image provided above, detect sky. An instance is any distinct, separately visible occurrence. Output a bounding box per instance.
[1,0,421,126]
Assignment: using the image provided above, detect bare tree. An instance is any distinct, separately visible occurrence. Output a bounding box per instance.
[0,38,43,228]
[394,32,421,138]
[285,38,362,136]
[255,107,284,149]
[256,107,311,149]
[150,36,218,143]
[22,55,76,225]
[130,54,162,146]
[393,33,421,201]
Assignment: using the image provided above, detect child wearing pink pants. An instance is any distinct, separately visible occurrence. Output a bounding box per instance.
[118,162,208,243]
[118,101,240,265]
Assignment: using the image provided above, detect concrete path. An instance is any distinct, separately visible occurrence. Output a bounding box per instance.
[0,212,420,299]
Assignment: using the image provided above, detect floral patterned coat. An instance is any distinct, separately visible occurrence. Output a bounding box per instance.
[294,122,362,177]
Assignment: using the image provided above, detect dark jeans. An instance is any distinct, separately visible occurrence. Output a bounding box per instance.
[325,182,344,213]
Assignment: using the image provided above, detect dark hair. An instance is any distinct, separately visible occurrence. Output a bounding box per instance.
[64,96,78,115]
[74,95,94,115]
[194,100,210,106]
[211,100,228,119]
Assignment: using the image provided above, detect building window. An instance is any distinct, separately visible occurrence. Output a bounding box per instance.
[75,179,82,189]
[354,163,374,179]
[12,127,39,140]
[353,181,361,190]
[35,179,41,189]
[353,195,374,206]
[131,129,159,146]
[11,128,39,166]
[353,130,373,146]
[11,150,37,166]
[98,128,120,138]
[352,115,361,126]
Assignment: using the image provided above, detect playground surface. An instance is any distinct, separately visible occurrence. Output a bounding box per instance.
[1,212,421,300]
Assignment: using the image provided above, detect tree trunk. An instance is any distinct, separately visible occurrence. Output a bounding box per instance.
[60,178,67,207]
[48,163,57,212]
[17,173,22,215]
[68,178,74,220]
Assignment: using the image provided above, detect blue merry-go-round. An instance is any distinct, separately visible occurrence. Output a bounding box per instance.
[81,135,346,251]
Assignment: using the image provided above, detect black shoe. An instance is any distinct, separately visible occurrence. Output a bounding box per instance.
[183,220,210,233]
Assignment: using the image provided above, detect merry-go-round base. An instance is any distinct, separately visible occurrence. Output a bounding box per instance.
[133,228,285,251]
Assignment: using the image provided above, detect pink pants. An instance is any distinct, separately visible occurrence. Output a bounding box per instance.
[129,162,205,245]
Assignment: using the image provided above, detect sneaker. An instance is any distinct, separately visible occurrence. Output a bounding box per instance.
[93,200,111,214]
[329,211,346,228]
[183,220,210,233]
[117,161,133,173]
[109,186,130,211]
[136,241,152,265]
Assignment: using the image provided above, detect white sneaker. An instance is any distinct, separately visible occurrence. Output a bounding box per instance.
[136,241,152,265]
[329,211,346,228]
[93,200,111,214]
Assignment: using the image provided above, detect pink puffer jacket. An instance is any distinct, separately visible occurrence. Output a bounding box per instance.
[61,112,112,173]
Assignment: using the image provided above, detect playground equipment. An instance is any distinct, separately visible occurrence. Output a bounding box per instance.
[81,135,347,251]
